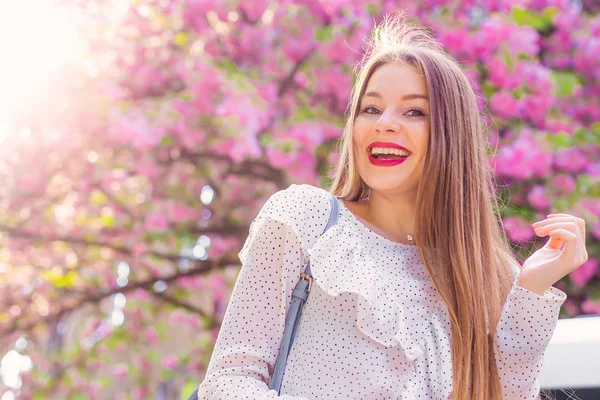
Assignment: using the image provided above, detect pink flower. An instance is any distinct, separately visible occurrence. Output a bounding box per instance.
[131,243,147,256]
[587,162,600,177]
[509,26,540,57]
[169,309,187,325]
[570,259,598,287]
[190,80,220,114]
[233,135,263,161]
[111,364,129,379]
[172,121,206,149]
[322,37,352,63]
[268,145,297,168]
[487,58,520,90]
[111,111,164,150]
[161,356,179,370]
[238,0,269,21]
[528,185,551,210]
[580,198,600,217]
[519,94,554,126]
[183,0,226,35]
[582,299,600,315]
[133,289,150,301]
[216,93,271,137]
[547,121,573,134]
[551,175,576,195]
[515,63,553,94]
[282,25,314,63]
[490,91,520,119]
[135,156,162,180]
[494,132,553,179]
[144,327,159,346]
[145,212,169,232]
[209,236,239,258]
[166,202,196,224]
[503,216,535,243]
[554,147,589,173]
[313,67,352,111]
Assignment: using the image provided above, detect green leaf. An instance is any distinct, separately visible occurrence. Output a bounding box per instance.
[99,376,112,388]
[552,196,572,211]
[511,6,558,31]
[570,126,600,146]
[160,134,175,147]
[551,70,581,97]
[315,25,333,42]
[293,106,318,122]
[589,286,600,301]
[218,59,240,76]
[181,380,199,400]
[481,81,496,99]
[279,141,294,154]
[259,134,272,146]
[147,349,161,364]
[40,268,79,288]
[67,392,88,400]
[592,122,600,136]
[155,320,169,341]
[547,131,571,148]
[91,190,108,207]
[101,214,115,228]
[161,369,175,381]
[174,32,188,46]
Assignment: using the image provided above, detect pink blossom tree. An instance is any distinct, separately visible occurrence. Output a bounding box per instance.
[0,0,598,398]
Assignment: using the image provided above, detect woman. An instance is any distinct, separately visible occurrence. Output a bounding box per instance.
[194,12,588,400]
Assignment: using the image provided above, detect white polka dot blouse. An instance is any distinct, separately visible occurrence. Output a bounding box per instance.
[195,184,567,400]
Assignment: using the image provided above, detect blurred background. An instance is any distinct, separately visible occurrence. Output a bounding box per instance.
[0,0,598,399]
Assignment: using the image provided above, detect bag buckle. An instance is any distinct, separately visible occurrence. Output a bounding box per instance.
[299,273,313,293]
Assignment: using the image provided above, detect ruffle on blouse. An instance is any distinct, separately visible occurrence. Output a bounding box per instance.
[238,184,336,264]
[306,220,442,362]
[238,184,445,363]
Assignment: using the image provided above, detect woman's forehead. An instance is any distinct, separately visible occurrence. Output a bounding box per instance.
[364,63,428,99]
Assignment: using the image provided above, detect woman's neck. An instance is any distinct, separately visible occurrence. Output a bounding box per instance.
[350,190,417,243]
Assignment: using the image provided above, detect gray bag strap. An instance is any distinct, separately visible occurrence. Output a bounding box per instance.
[268,192,340,394]
[187,192,340,400]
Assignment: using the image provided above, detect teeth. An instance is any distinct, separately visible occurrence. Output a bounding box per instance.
[370,147,410,157]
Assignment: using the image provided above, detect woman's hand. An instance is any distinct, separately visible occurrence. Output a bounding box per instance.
[517,213,589,295]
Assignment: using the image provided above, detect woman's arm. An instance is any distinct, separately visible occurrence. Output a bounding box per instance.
[494,267,566,399]
[194,215,312,400]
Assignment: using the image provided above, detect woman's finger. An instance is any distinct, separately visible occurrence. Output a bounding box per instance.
[545,228,577,250]
[536,219,588,263]
[547,213,586,237]
[534,221,580,238]
[533,217,583,238]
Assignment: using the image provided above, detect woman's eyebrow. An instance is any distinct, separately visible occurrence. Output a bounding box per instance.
[360,91,429,101]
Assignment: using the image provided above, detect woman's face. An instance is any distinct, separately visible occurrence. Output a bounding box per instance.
[353,62,430,197]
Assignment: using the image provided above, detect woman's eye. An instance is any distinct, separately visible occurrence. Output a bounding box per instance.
[362,106,380,114]
[407,108,425,117]
[361,107,425,117]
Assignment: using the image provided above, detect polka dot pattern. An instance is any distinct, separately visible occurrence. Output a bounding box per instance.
[195,184,567,400]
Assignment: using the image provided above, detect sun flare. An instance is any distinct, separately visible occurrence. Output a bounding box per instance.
[0,1,81,142]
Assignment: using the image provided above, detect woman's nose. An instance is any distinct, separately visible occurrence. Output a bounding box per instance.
[374,110,401,134]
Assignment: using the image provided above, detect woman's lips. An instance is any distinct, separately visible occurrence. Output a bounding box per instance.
[368,152,409,166]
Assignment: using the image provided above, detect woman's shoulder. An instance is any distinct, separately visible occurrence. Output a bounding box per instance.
[253,183,334,250]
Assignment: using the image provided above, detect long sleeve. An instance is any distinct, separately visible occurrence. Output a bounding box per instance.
[194,214,312,400]
[494,262,567,399]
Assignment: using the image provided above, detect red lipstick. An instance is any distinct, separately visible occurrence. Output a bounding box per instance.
[367,142,410,167]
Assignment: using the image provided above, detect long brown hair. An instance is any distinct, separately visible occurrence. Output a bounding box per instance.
[328,12,529,399]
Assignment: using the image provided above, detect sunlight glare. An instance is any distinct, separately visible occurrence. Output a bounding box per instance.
[0,1,80,113]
